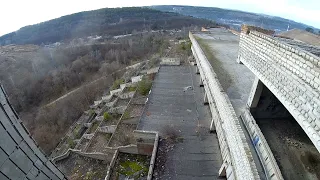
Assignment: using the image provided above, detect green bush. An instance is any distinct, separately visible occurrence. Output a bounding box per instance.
[67,138,76,149]
[137,77,152,96]
[111,79,125,90]
[103,112,111,121]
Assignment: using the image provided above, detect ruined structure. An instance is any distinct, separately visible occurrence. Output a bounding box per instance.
[238,25,320,152]
[190,25,320,180]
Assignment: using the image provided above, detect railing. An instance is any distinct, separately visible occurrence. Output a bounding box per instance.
[189,32,259,180]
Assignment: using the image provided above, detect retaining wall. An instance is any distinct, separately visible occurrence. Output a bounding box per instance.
[238,26,320,152]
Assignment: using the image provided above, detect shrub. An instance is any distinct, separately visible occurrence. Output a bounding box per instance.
[104,112,111,121]
[67,138,76,149]
[111,79,125,90]
[137,77,152,96]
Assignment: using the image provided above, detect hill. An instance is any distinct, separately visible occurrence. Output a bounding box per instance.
[0,7,214,45]
[278,29,320,46]
[150,5,319,32]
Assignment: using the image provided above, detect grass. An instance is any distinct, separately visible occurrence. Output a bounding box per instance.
[67,138,76,149]
[194,36,232,90]
[128,86,137,92]
[89,121,99,134]
[111,79,125,90]
[122,111,130,120]
[73,124,81,139]
[103,112,111,121]
[116,154,149,179]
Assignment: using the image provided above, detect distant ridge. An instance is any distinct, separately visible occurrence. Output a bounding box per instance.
[278,29,320,46]
[0,7,214,45]
[150,5,318,32]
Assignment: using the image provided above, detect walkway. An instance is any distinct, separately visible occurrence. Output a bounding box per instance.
[138,65,223,180]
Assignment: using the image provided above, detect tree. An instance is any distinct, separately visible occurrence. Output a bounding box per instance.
[305,27,314,33]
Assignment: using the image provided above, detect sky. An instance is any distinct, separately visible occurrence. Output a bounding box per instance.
[1,0,319,36]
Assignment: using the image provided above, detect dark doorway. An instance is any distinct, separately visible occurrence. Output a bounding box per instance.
[251,84,320,180]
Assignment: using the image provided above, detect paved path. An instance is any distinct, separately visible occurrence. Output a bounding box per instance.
[138,65,223,180]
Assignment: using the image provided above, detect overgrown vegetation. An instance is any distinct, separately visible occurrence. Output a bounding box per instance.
[115,153,150,179]
[137,77,152,96]
[111,79,125,90]
[103,112,111,121]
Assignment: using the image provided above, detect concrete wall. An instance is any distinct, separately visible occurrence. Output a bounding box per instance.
[189,32,260,180]
[98,125,117,133]
[241,108,283,180]
[0,85,66,180]
[160,58,180,66]
[238,27,320,152]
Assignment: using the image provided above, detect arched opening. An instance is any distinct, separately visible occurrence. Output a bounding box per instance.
[250,83,320,180]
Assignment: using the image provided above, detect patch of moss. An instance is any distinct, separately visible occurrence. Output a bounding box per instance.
[103,112,111,121]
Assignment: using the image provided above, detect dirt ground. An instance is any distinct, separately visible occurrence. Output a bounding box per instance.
[56,153,109,180]
[87,132,111,153]
[257,117,320,180]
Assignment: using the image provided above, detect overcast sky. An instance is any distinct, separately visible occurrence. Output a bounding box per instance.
[1,0,319,36]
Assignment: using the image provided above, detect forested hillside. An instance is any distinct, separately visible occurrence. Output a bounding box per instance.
[151,5,319,32]
[0,6,213,153]
[0,7,213,45]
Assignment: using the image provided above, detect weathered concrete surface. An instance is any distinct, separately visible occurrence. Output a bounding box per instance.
[138,66,223,179]
[238,27,320,152]
[194,29,255,116]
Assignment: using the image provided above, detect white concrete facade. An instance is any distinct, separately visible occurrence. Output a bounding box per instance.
[238,29,320,153]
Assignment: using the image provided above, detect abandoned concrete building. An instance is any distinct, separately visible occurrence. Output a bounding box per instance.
[0,25,320,180]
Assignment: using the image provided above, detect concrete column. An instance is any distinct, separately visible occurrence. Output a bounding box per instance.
[218,162,227,177]
[247,76,263,108]
[236,55,243,64]
[199,76,204,87]
[203,93,209,105]
[196,66,200,74]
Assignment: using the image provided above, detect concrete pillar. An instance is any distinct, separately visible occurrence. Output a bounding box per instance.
[209,118,216,133]
[196,66,200,74]
[236,55,243,64]
[199,76,204,87]
[247,76,263,108]
[203,93,209,105]
[218,162,227,177]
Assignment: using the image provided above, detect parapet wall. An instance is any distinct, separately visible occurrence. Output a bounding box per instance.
[238,28,320,152]
[189,32,260,180]
[0,85,66,180]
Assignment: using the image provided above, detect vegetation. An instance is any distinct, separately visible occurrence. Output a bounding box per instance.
[0,7,210,154]
[103,112,111,121]
[67,138,76,149]
[122,111,130,119]
[137,77,152,96]
[128,86,137,92]
[116,154,149,179]
[0,7,214,45]
[306,27,314,33]
[111,79,125,90]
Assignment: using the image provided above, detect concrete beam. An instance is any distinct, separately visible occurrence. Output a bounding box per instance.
[247,76,263,108]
